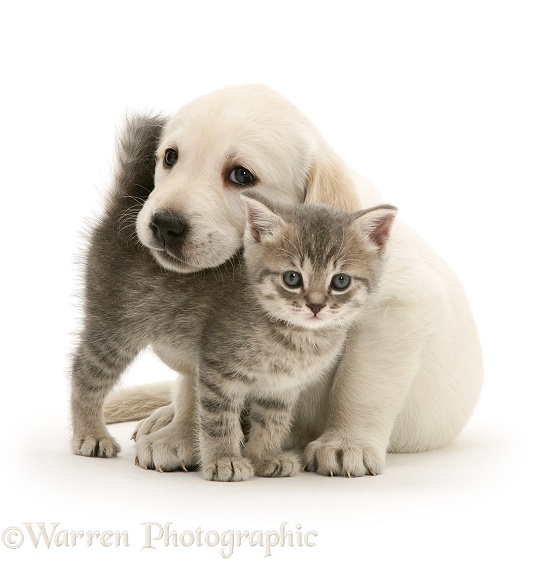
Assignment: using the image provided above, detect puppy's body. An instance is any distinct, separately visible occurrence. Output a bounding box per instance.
[72,85,482,476]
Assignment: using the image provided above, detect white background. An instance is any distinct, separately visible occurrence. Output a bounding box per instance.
[1,1,546,559]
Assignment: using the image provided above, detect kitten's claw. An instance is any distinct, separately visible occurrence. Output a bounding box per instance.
[130,431,137,441]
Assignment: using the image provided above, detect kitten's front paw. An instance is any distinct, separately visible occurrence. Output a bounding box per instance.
[132,405,175,441]
[135,425,197,472]
[304,435,385,477]
[72,433,120,458]
[202,456,254,482]
[251,451,301,478]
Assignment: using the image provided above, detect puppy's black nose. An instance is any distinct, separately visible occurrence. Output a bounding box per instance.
[150,211,188,246]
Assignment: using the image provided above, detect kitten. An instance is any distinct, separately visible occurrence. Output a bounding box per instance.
[197,193,397,481]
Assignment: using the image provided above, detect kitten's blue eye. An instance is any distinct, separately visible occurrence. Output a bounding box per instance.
[331,273,351,290]
[164,148,178,168]
[229,166,255,186]
[283,271,303,288]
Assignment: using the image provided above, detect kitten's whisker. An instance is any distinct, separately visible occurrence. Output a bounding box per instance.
[120,194,147,205]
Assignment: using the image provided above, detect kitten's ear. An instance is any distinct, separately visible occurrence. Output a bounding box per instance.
[353,204,398,250]
[241,194,286,242]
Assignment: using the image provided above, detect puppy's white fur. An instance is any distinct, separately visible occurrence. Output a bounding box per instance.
[136,85,364,272]
[107,84,482,476]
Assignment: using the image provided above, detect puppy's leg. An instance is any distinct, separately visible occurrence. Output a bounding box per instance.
[303,316,424,477]
[132,404,175,440]
[71,331,141,458]
[135,373,199,471]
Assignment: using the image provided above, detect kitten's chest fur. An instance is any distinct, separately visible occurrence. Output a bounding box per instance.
[204,304,347,393]
[253,327,346,391]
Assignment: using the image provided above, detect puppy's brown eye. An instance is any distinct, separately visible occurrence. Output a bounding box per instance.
[229,167,255,186]
[164,148,178,168]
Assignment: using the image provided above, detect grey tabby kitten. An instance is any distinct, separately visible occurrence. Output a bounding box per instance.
[198,193,397,481]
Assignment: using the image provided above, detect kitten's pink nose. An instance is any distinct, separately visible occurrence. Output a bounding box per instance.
[307,303,325,316]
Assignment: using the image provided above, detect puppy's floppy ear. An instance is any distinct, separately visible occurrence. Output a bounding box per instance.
[304,143,362,212]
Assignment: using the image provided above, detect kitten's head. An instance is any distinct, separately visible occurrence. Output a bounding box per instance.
[241,192,397,330]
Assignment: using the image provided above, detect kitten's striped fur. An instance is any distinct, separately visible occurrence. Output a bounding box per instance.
[197,194,396,481]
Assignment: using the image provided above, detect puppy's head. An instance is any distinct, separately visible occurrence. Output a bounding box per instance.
[136,84,359,273]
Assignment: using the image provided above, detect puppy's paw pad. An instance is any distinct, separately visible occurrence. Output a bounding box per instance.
[253,452,301,478]
[304,437,385,477]
[202,457,254,482]
[72,434,120,458]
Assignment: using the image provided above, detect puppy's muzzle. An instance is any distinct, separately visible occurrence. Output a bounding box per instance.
[150,211,189,248]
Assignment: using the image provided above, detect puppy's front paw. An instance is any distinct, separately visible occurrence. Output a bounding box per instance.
[251,451,301,478]
[135,426,197,472]
[201,456,254,482]
[72,433,120,458]
[132,405,175,441]
[304,435,385,477]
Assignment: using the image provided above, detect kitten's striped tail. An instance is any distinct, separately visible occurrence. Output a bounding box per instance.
[103,381,174,424]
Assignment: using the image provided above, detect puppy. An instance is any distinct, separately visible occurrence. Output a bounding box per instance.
[72,85,483,476]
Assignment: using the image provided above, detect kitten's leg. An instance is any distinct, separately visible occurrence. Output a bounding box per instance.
[243,394,301,477]
[197,365,252,482]
[71,331,141,458]
[303,317,424,477]
[135,373,198,471]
